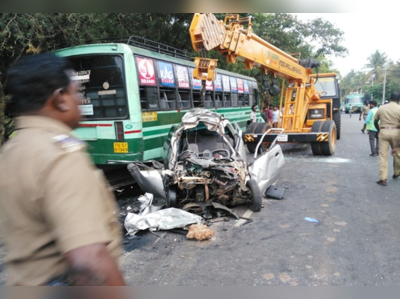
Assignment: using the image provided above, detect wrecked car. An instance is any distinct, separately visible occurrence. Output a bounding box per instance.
[128,108,285,213]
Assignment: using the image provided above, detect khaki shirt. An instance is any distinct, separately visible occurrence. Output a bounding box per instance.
[361,105,370,120]
[374,102,400,127]
[0,116,122,286]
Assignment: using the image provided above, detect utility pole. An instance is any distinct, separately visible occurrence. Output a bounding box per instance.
[382,65,387,104]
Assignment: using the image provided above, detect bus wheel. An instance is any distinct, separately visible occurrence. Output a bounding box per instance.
[333,111,341,140]
[245,122,271,154]
[319,120,337,156]
[311,121,324,156]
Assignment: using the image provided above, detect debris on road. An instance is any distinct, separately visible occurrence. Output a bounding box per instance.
[265,185,286,200]
[186,224,214,241]
[124,205,203,236]
[304,217,319,223]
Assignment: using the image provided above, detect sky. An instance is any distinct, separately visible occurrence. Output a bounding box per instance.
[292,13,400,77]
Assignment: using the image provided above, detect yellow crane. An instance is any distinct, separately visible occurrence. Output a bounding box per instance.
[189,13,341,156]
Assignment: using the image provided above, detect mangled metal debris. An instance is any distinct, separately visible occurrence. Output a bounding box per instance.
[127,108,285,218]
[124,193,203,235]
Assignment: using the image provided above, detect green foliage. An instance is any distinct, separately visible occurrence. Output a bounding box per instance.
[0,13,348,144]
[340,50,400,106]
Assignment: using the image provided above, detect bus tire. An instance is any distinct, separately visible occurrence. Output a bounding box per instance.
[319,120,337,156]
[245,122,271,154]
[333,111,341,140]
[311,121,324,156]
[247,179,262,212]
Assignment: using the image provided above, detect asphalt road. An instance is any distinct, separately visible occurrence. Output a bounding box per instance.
[1,113,399,286]
[119,113,400,286]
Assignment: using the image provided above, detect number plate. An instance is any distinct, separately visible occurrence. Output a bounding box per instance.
[114,142,128,153]
[277,134,288,142]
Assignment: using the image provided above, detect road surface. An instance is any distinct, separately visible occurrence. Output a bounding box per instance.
[1,113,399,286]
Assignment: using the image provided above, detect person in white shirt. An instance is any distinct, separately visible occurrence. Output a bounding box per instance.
[250,104,257,124]
[272,106,281,127]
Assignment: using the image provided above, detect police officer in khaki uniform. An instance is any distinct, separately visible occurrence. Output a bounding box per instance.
[374,91,400,186]
[0,54,126,286]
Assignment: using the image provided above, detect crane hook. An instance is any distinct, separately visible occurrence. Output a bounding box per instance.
[262,71,280,97]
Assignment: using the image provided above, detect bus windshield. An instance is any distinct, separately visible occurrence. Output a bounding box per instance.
[346,97,363,104]
[69,55,128,120]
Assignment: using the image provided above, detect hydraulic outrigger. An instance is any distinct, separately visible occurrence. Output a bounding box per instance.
[189,13,341,156]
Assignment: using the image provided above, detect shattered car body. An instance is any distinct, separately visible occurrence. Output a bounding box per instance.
[129,108,285,213]
[161,108,285,212]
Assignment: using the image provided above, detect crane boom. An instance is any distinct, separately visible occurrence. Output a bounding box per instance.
[189,13,341,156]
[189,13,317,83]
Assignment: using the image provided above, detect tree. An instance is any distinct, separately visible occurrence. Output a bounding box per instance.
[364,50,389,82]
[0,13,348,145]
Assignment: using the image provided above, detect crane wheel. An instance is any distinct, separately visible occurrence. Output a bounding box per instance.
[311,121,324,156]
[245,122,271,154]
[319,120,337,156]
[333,111,341,140]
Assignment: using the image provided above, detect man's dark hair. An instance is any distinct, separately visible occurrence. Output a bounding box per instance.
[390,91,400,102]
[370,100,377,106]
[4,54,73,116]
[252,104,257,109]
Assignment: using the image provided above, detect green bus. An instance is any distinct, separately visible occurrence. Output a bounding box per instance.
[343,93,364,114]
[55,36,260,169]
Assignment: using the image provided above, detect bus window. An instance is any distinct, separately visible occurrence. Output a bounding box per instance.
[243,94,250,106]
[224,94,231,107]
[238,94,245,106]
[160,87,177,109]
[215,93,223,107]
[140,86,158,110]
[231,94,238,107]
[248,94,254,107]
[176,92,190,109]
[237,78,244,106]
[204,92,213,108]
[192,91,202,107]
[159,92,168,110]
[178,89,191,109]
[69,55,128,120]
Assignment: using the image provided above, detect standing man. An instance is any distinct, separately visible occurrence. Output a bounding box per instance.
[391,138,400,177]
[374,91,400,186]
[272,106,280,128]
[265,105,273,127]
[360,99,370,133]
[364,100,379,156]
[248,104,257,127]
[0,54,126,286]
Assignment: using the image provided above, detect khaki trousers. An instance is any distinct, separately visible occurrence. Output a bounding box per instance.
[378,129,400,180]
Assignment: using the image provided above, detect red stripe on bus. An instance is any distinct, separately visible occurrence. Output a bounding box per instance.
[125,130,142,134]
[79,124,112,127]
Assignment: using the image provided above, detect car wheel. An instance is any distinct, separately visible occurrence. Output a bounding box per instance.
[247,179,262,212]
[166,187,177,208]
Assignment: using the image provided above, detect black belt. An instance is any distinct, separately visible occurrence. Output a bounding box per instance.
[381,127,400,130]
